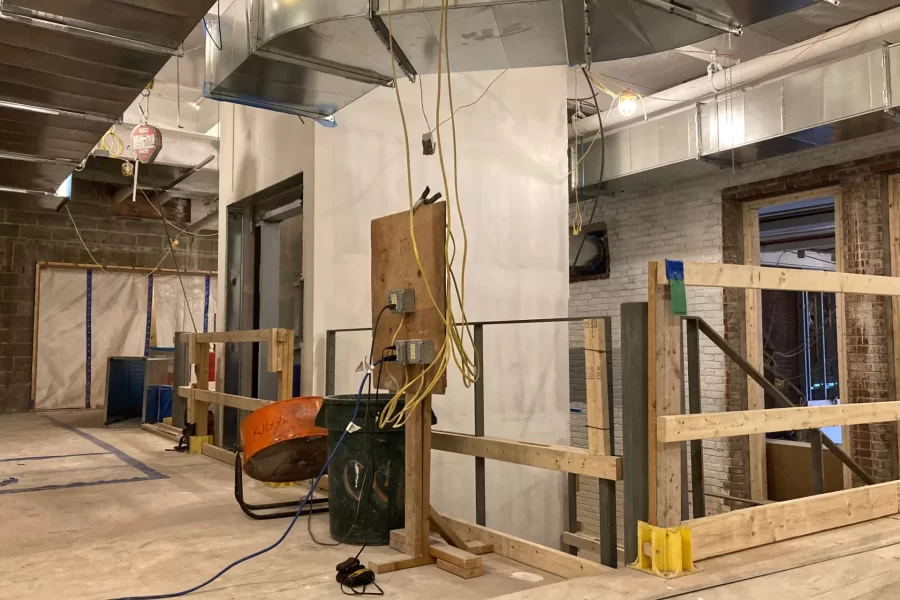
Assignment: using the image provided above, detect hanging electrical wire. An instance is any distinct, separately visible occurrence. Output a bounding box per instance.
[140,188,219,238]
[65,205,174,281]
[570,66,606,273]
[379,0,479,429]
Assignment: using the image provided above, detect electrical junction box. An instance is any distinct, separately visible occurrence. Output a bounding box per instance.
[389,289,415,314]
[394,339,434,365]
[131,123,163,164]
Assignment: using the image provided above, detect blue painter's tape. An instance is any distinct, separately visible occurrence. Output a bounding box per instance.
[0,476,156,496]
[0,420,168,495]
[45,417,167,480]
[203,275,210,333]
[85,269,92,408]
[144,274,154,357]
[0,452,108,463]
[665,259,685,281]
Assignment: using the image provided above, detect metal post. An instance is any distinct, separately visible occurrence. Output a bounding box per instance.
[686,318,705,518]
[680,344,689,522]
[257,222,281,400]
[222,208,255,450]
[567,473,578,556]
[811,430,825,495]
[622,303,649,565]
[325,330,336,397]
[598,317,617,567]
[474,323,486,527]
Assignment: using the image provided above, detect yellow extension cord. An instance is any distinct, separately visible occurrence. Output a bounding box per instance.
[378,0,479,429]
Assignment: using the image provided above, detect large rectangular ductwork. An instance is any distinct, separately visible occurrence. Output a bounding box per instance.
[205,0,569,118]
[204,0,820,119]
[574,42,900,192]
[571,5,900,193]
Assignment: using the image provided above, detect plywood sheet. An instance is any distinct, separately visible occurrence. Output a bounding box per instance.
[370,202,447,394]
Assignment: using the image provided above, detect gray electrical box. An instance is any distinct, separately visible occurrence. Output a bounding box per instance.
[394,339,434,365]
[388,289,415,314]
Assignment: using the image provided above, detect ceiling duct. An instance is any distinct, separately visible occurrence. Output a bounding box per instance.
[572,6,900,192]
[205,0,819,118]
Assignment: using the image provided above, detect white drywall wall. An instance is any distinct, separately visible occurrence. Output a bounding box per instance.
[308,66,570,547]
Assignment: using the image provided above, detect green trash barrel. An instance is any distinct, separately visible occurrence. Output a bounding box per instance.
[316,393,435,545]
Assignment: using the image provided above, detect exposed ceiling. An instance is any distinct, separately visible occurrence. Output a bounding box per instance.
[0,0,216,204]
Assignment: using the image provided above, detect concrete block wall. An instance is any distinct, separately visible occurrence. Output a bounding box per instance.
[571,126,900,545]
[0,181,217,414]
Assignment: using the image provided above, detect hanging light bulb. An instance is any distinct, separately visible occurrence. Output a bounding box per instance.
[618,91,638,117]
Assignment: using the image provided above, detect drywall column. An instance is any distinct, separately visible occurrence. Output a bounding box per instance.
[310,66,569,548]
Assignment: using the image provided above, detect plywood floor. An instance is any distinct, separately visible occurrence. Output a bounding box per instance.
[0,411,561,599]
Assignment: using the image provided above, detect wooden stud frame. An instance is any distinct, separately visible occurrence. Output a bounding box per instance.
[182,328,294,438]
[741,188,850,493]
[649,260,900,558]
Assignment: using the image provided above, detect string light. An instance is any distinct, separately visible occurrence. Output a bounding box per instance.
[617,91,638,117]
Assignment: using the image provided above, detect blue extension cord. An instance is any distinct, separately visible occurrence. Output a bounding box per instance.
[110,361,382,600]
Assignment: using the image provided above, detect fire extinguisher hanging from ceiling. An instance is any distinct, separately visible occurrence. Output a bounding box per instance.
[132,88,163,165]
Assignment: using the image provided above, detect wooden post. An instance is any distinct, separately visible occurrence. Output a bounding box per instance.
[584,319,610,455]
[276,329,294,400]
[647,263,659,525]
[652,262,683,527]
[584,317,616,566]
[742,203,768,502]
[835,194,852,490]
[30,261,41,407]
[192,336,210,436]
[406,394,432,557]
[887,180,900,484]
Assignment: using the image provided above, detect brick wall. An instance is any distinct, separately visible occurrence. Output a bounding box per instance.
[0,181,217,414]
[722,154,900,484]
[571,126,900,545]
[842,175,894,482]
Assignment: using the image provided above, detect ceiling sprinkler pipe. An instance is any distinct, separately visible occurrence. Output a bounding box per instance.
[571,3,900,139]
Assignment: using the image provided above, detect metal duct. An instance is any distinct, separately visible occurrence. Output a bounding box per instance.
[205,0,817,118]
[574,43,900,192]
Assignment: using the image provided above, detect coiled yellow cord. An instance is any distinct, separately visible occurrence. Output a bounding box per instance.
[378,0,480,429]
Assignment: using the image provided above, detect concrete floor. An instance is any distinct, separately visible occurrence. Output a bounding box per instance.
[0,411,561,599]
[6,410,900,600]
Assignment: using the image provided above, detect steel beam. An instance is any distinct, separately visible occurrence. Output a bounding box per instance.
[0,3,182,56]
[622,302,649,565]
[686,318,705,518]
[474,323,486,527]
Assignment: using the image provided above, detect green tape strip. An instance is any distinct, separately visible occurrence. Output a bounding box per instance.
[669,279,687,316]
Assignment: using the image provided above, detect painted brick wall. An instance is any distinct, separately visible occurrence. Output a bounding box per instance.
[571,126,900,547]
[569,186,727,543]
[0,181,218,414]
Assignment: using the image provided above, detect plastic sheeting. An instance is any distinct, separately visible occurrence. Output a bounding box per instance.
[35,269,87,410]
[153,275,217,348]
[34,268,215,410]
[90,272,148,408]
